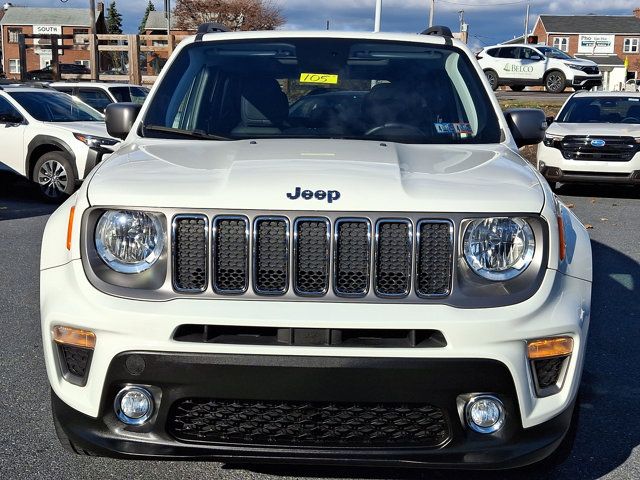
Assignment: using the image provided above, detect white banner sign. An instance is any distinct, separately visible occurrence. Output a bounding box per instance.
[34,25,62,35]
[578,34,614,54]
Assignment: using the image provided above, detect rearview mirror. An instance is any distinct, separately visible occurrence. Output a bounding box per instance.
[105,102,143,140]
[504,108,547,148]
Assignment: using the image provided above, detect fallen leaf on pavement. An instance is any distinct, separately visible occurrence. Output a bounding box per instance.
[600,218,608,222]
[584,224,594,229]
[566,203,575,208]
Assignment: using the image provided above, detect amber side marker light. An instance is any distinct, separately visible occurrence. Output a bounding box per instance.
[66,206,75,251]
[527,337,573,359]
[52,325,96,350]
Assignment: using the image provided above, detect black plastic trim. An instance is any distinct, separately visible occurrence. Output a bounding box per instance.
[26,135,78,180]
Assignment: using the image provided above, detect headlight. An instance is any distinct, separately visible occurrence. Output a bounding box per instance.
[543,133,563,147]
[566,63,585,71]
[463,217,535,281]
[73,132,119,149]
[95,210,165,273]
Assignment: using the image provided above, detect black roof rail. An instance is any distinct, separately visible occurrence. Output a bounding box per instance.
[195,22,230,41]
[420,25,453,38]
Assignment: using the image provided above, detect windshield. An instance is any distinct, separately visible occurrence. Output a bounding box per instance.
[143,38,501,144]
[557,96,640,124]
[109,86,149,104]
[536,46,572,60]
[9,91,103,122]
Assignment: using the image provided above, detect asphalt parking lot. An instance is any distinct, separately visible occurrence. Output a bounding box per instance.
[0,170,638,480]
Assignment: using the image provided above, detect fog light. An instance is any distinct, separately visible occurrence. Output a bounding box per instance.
[465,395,505,434]
[114,386,153,425]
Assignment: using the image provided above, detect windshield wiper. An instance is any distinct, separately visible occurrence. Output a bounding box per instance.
[142,124,231,141]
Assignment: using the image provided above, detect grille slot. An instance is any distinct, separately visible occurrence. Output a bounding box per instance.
[532,356,569,391]
[375,220,412,297]
[560,136,637,162]
[173,215,208,292]
[416,221,453,297]
[213,216,249,294]
[253,217,289,295]
[57,344,93,386]
[293,218,330,296]
[333,219,371,297]
[169,399,450,447]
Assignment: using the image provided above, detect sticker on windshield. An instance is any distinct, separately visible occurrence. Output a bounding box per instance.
[435,123,473,134]
[299,73,339,84]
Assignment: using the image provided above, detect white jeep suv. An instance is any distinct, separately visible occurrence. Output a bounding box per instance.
[477,44,602,93]
[0,85,119,199]
[40,26,592,469]
[538,91,640,189]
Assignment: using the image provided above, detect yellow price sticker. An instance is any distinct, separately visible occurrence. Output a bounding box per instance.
[299,73,339,84]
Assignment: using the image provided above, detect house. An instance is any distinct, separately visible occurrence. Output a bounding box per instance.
[532,10,640,90]
[0,3,107,80]
[143,11,195,75]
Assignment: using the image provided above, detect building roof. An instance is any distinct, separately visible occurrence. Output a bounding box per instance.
[144,11,178,31]
[575,54,625,66]
[0,7,96,27]
[539,15,640,34]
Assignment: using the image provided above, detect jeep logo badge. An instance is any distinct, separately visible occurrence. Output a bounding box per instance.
[286,187,341,203]
[590,139,606,147]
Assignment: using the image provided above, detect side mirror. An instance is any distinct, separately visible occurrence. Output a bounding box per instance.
[105,102,142,140]
[504,108,547,148]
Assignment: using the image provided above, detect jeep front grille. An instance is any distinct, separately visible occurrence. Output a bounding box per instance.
[171,213,453,300]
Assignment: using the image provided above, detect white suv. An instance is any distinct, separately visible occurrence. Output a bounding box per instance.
[50,82,149,113]
[538,91,640,189]
[0,85,119,199]
[477,44,602,93]
[41,26,592,469]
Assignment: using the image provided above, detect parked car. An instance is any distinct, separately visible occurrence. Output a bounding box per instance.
[25,63,91,81]
[538,91,640,189]
[0,85,119,199]
[50,82,150,113]
[41,26,592,470]
[477,44,602,93]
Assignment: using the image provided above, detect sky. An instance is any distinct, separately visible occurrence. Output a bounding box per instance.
[10,0,640,50]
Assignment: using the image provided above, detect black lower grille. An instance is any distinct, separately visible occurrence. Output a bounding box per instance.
[294,219,329,295]
[173,216,208,292]
[169,399,450,447]
[213,217,248,293]
[375,221,412,296]
[254,218,289,294]
[334,220,371,296]
[416,221,453,296]
[533,356,567,390]
[57,344,92,386]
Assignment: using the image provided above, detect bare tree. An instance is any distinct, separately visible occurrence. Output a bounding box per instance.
[174,0,285,31]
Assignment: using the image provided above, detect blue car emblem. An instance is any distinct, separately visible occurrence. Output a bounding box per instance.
[590,139,606,147]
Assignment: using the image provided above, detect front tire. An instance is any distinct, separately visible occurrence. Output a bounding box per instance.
[32,151,76,201]
[484,70,499,91]
[545,71,566,94]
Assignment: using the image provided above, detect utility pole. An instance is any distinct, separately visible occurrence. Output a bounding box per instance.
[165,0,171,37]
[524,3,530,43]
[374,0,382,32]
[88,0,98,81]
[429,0,435,28]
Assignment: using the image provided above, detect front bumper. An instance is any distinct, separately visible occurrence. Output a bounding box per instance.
[569,75,602,88]
[541,165,640,185]
[52,352,576,469]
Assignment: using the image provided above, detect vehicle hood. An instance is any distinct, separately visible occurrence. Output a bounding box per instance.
[49,121,112,138]
[87,139,544,213]
[559,57,598,67]
[548,122,639,137]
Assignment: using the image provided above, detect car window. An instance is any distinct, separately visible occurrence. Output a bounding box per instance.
[76,88,113,113]
[497,47,518,59]
[519,48,539,60]
[557,96,640,123]
[0,96,23,121]
[536,46,571,60]
[486,48,499,57]
[143,38,502,145]
[108,86,149,104]
[7,91,103,122]
[53,87,74,94]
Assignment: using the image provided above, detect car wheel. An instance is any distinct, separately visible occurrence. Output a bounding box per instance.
[484,70,499,91]
[545,71,566,94]
[510,85,525,92]
[32,151,76,202]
